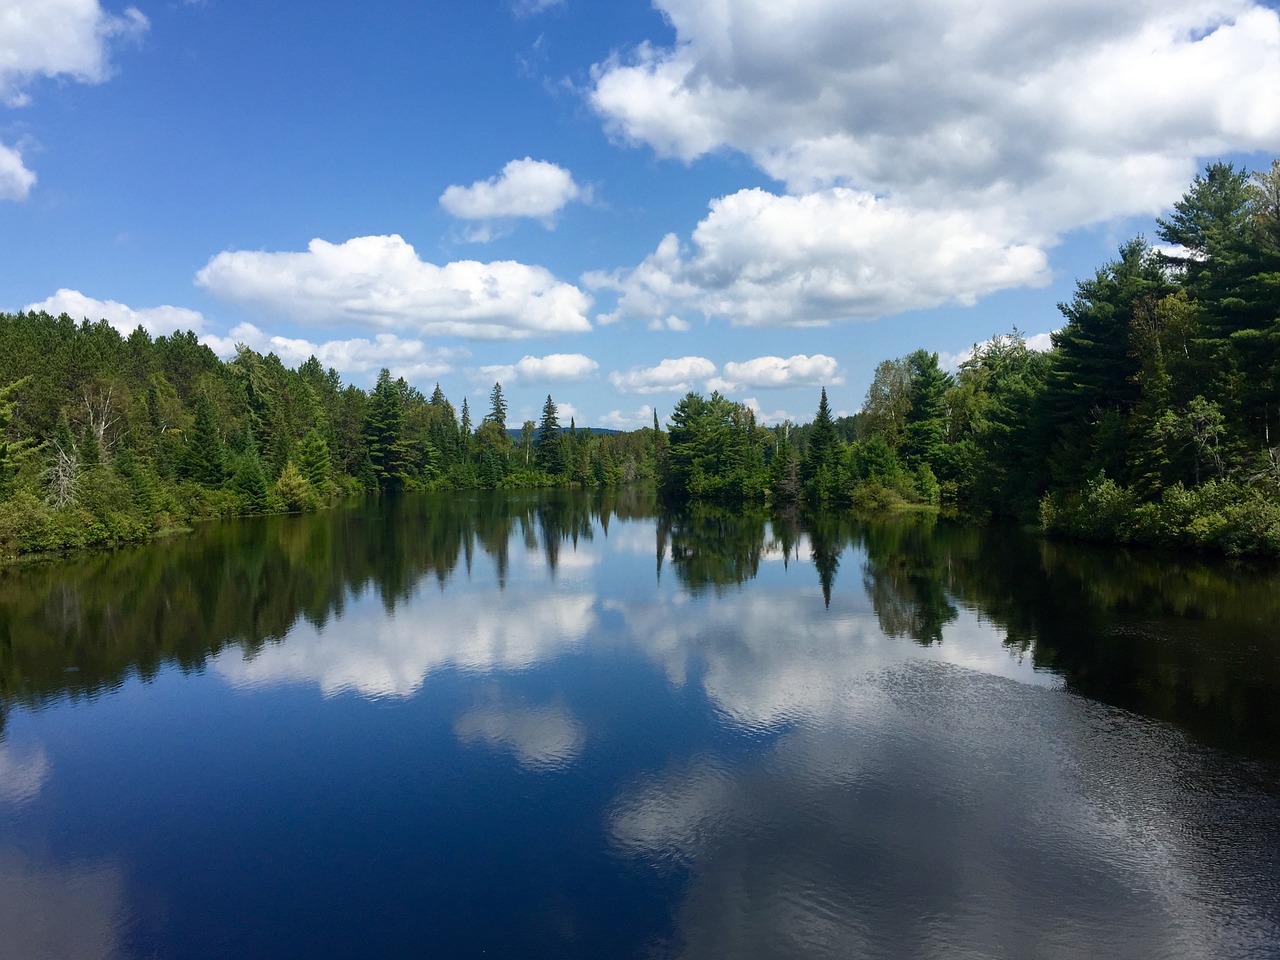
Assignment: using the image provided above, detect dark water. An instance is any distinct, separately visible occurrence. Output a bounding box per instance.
[1,490,1278,959]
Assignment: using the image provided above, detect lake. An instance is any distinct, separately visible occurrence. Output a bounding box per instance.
[1,489,1278,959]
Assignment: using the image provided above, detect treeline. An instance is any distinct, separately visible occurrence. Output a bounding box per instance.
[0,313,658,557]
[658,161,1280,556]
[3,161,1278,558]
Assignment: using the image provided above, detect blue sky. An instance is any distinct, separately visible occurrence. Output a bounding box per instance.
[4,0,1280,429]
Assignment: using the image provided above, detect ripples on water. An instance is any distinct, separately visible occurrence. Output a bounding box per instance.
[0,491,1277,959]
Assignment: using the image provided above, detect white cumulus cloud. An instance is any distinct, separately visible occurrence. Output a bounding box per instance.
[0,0,146,200]
[648,314,691,332]
[195,234,592,340]
[0,143,36,200]
[440,157,585,227]
[609,356,717,394]
[740,398,799,427]
[477,353,599,384]
[588,188,1049,327]
[200,322,465,386]
[0,0,147,107]
[587,0,1280,323]
[25,288,205,336]
[591,0,1280,211]
[598,404,656,430]
[708,354,842,393]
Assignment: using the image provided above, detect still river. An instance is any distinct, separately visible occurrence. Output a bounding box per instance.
[0,489,1277,959]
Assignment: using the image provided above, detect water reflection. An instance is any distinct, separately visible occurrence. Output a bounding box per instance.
[455,696,586,770]
[0,742,49,804]
[214,589,598,698]
[610,662,1280,960]
[1,490,1278,757]
[0,851,128,960]
[0,491,1278,959]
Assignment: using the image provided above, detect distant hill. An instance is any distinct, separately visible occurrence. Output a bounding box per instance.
[506,426,623,439]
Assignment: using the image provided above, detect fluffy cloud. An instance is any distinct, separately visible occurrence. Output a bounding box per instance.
[598,404,656,430]
[201,322,465,385]
[739,398,798,427]
[0,0,147,107]
[195,234,592,340]
[25,288,205,336]
[0,1,146,201]
[649,314,691,332]
[591,0,1280,211]
[588,0,1280,323]
[477,353,599,384]
[707,354,841,393]
[608,356,717,394]
[587,189,1050,327]
[440,158,585,226]
[0,143,36,201]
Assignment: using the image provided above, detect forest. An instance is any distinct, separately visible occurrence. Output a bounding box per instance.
[0,161,1278,558]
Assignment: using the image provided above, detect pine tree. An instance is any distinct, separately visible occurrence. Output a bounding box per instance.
[296,428,333,497]
[487,382,507,432]
[803,387,840,498]
[182,391,228,486]
[229,438,270,513]
[274,460,313,512]
[0,376,33,496]
[536,394,561,474]
[365,369,409,492]
[78,420,101,469]
[901,350,953,469]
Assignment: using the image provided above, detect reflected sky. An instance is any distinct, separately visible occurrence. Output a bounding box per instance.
[0,493,1277,959]
[609,662,1280,959]
[0,850,127,960]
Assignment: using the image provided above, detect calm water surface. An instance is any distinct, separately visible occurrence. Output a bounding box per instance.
[0,490,1278,959]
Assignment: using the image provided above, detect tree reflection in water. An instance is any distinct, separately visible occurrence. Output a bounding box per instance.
[1,488,1277,756]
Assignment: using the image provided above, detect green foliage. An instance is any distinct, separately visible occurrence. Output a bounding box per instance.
[296,429,334,499]
[181,391,228,486]
[663,392,767,502]
[0,376,35,497]
[536,395,562,475]
[1042,477,1280,557]
[274,460,313,512]
[365,369,411,492]
[8,160,1280,559]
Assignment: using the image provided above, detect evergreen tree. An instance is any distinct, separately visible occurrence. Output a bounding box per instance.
[487,382,508,432]
[803,387,840,499]
[365,369,409,492]
[296,429,333,497]
[275,460,313,512]
[0,376,33,496]
[182,391,228,486]
[901,350,953,469]
[1049,238,1173,485]
[78,420,102,469]
[229,437,270,513]
[536,395,562,474]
